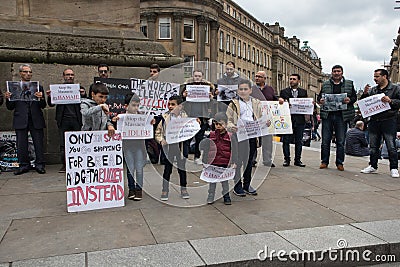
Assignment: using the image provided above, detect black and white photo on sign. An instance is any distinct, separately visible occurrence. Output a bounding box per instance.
[289,98,314,114]
[217,84,238,101]
[186,84,210,102]
[49,84,81,104]
[321,93,347,111]
[7,81,39,101]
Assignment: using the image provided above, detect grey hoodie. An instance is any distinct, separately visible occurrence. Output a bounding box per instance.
[80,98,112,131]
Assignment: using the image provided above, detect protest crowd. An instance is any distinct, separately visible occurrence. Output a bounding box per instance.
[2,62,400,210]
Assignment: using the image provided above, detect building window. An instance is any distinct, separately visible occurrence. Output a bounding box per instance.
[204,58,210,80]
[238,13,241,22]
[252,23,255,31]
[219,62,224,78]
[264,53,267,67]
[140,20,148,37]
[260,50,263,66]
[159,17,171,39]
[248,21,251,28]
[243,17,246,26]
[247,44,251,61]
[238,40,241,57]
[256,49,260,65]
[243,42,246,59]
[226,5,231,15]
[183,19,194,40]
[252,47,255,63]
[205,23,209,44]
[219,31,224,50]
[238,67,241,73]
[184,55,195,77]
[232,37,236,56]
[226,34,230,53]
[233,9,236,18]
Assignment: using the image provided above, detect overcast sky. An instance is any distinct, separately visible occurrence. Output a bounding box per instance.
[234,0,400,89]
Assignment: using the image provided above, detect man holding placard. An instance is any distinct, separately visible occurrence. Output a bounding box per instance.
[360,69,400,178]
[317,65,357,171]
[216,61,243,112]
[47,68,87,173]
[279,74,309,167]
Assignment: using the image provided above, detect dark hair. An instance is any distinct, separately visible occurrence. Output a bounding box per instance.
[168,95,183,105]
[374,68,389,78]
[63,68,74,76]
[150,63,160,72]
[290,74,301,80]
[332,65,343,71]
[214,112,228,123]
[193,69,204,75]
[239,79,252,88]
[97,63,110,72]
[124,93,140,104]
[91,83,109,95]
[226,61,235,68]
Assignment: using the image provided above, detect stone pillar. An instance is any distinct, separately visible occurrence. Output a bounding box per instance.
[173,12,183,57]
[196,16,207,61]
[145,12,157,41]
[209,20,220,82]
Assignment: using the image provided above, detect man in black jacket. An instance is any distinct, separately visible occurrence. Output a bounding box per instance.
[279,74,308,167]
[46,68,87,173]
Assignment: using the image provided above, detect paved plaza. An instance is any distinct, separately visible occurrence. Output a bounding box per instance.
[0,143,400,266]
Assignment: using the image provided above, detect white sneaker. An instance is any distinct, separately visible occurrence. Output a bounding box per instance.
[194,158,202,165]
[391,169,399,178]
[361,165,377,174]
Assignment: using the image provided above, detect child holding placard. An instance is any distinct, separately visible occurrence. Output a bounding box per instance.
[200,112,237,205]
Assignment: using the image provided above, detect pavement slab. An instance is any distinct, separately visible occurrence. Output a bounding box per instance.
[0,219,11,241]
[308,192,400,222]
[0,175,65,195]
[141,205,244,243]
[12,253,85,267]
[215,197,354,233]
[380,190,400,200]
[87,242,205,267]
[0,209,155,263]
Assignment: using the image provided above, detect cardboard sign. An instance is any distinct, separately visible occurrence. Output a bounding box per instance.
[357,93,391,118]
[289,98,314,114]
[49,84,81,104]
[166,117,200,144]
[7,81,39,101]
[117,114,153,139]
[186,85,210,102]
[321,93,347,111]
[65,131,124,212]
[261,101,292,135]
[217,84,238,101]
[200,164,235,183]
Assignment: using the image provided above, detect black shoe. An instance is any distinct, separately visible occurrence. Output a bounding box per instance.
[283,160,290,167]
[14,167,30,175]
[35,167,46,174]
[243,186,258,195]
[233,188,246,197]
[223,195,232,205]
[128,189,135,200]
[271,163,275,167]
[294,161,306,167]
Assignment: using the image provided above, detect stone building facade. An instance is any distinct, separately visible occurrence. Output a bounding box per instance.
[389,27,400,84]
[140,0,324,96]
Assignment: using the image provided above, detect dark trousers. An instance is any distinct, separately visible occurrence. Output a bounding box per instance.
[234,138,257,191]
[282,124,305,162]
[59,118,81,165]
[194,118,208,158]
[16,120,45,169]
[162,143,187,192]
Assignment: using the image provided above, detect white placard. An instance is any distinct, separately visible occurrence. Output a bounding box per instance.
[200,164,235,183]
[217,84,238,101]
[50,84,81,104]
[117,114,153,139]
[357,93,391,118]
[236,119,269,142]
[65,131,124,212]
[289,98,314,114]
[166,117,200,144]
[186,85,210,102]
[261,101,293,135]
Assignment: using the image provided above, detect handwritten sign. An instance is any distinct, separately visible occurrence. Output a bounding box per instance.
[50,84,81,104]
[166,117,200,144]
[200,165,235,183]
[131,78,180,115]
[321,93,347,111]
[261,101,292,135]
[7,81,39,101]
[357,93,391,118]
[237,120,261,142]
[289,98,314,114]
[186,85,210,102]
[65,131,124,212]
[117,114,153,139]
[217,84,238,101]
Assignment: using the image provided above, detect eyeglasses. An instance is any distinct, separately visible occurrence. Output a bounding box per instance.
[255,75,265,78]
[21,70,32,73]
[99,70,108,74]
[64,73,74,76]
[238,88,249,91]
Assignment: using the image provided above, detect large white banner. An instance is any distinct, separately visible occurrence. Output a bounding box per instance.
[261,101,292,135]
[49,84,81,104]
[357,93,391,118]
[117,114,153,139]
[65,131,124,212]
[289,98,314,114]
[166,117,200,144]
[186,85,210,102]
[200,165,235,183]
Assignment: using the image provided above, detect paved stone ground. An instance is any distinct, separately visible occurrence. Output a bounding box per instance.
[0,142,400,266]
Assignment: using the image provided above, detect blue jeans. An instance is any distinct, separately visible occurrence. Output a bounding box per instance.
[368,118,398,170]
[282,124,305,162]
[123,140,146,190]
[321,113,347,166]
